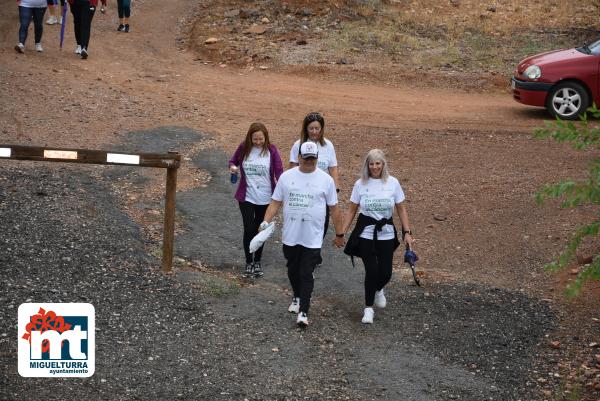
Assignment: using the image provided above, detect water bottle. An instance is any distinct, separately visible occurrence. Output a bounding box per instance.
[230,167,238,184]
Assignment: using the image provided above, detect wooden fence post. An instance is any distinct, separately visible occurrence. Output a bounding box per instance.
[161,155,178,272]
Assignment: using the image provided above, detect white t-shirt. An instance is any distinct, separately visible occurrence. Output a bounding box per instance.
[350,176,405,240]
[19,0,47,7]
[272,167,338,248]
[242,147,272,205]
[289,139,338,173]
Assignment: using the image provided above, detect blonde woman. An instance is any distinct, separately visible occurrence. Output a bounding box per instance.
[341,149,414,324]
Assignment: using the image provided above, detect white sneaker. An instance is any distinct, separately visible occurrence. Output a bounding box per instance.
[361,307,374,324]
[296,312,308,327]
[75,45,82,54]
[80,48,88,59]
[59,17,63,25]
[374,290,387,308]
[15,43,25,53]
[288,297,300,314]
[46,16,57,25]
[35,43,43,52]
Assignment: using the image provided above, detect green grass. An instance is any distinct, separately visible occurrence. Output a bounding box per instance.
[196,274,239,297]
[552,380,582,401]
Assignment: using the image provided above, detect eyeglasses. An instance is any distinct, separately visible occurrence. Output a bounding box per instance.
[305,112,323,122]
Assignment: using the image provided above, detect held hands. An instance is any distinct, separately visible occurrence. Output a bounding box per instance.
[333,235,345,248]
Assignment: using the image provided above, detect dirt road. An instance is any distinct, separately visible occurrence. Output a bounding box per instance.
[1,1,599,400]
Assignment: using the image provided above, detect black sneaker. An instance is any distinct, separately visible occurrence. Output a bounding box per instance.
[117,24,125,31]
[253,261,263,277]
[80,48,88,59]
[241,263,254,278]
[124,24,130,33]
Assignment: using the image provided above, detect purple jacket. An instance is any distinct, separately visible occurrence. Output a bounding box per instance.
[228,143,283,203]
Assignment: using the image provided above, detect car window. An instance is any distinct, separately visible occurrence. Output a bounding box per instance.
[588,38,600,55]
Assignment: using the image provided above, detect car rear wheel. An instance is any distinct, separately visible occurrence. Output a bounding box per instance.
[546,82,589,120]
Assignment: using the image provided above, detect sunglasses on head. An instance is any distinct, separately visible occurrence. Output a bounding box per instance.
[305,112,323,122]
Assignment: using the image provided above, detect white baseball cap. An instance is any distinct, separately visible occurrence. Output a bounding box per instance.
[299,141,319,159]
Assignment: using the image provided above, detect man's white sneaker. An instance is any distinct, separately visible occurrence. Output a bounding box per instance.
[80,48,88,59]
[46,16,57,25]
[296,312,308,327]
[75,45,82,54]
[15,43,25,53]
[288,297,300,314]
[374,290,387,308]
[35,43,43,52]
[361,307,374,324]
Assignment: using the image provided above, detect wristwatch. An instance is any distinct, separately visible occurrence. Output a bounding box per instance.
[402,230,412,236]
[335,233,344,238]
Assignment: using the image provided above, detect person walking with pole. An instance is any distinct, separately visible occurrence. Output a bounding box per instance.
[341,149,414,324]
[261,142,345,327]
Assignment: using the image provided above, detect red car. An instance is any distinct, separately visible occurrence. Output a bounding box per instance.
[512,38,600,120]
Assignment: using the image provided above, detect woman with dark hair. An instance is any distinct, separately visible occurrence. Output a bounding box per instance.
[289,112,339,237]
[341,149,414,324]
[229,123,284,278]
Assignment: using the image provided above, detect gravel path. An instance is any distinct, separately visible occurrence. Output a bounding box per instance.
[1,128,557,400]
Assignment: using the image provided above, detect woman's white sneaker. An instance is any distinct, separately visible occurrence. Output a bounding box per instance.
[35,43,43,52]
[288,297,300,314]
[15,43,25,53]
[361,307,374,324]
[374,290,386,308]
[296,312,309,327]
[75,45,82,54]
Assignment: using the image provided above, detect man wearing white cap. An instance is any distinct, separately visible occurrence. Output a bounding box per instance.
[261,141,345,327]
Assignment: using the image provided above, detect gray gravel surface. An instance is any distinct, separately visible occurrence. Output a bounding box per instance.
[1,128,557,400]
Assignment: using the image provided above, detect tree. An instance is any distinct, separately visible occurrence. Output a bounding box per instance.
[534,105,600,296]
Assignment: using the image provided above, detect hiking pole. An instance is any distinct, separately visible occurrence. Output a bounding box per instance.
[404,244,421,286]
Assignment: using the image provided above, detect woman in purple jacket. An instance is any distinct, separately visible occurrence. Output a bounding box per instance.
[229,123,283,278]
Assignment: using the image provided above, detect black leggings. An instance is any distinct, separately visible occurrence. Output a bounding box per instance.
[323,205,330,239]
[18,6,46,45]
[283,245,321,314]
[238,201,268,264]
[358,238,395,306]
[70,0,95,49]
[117,0,131,18]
